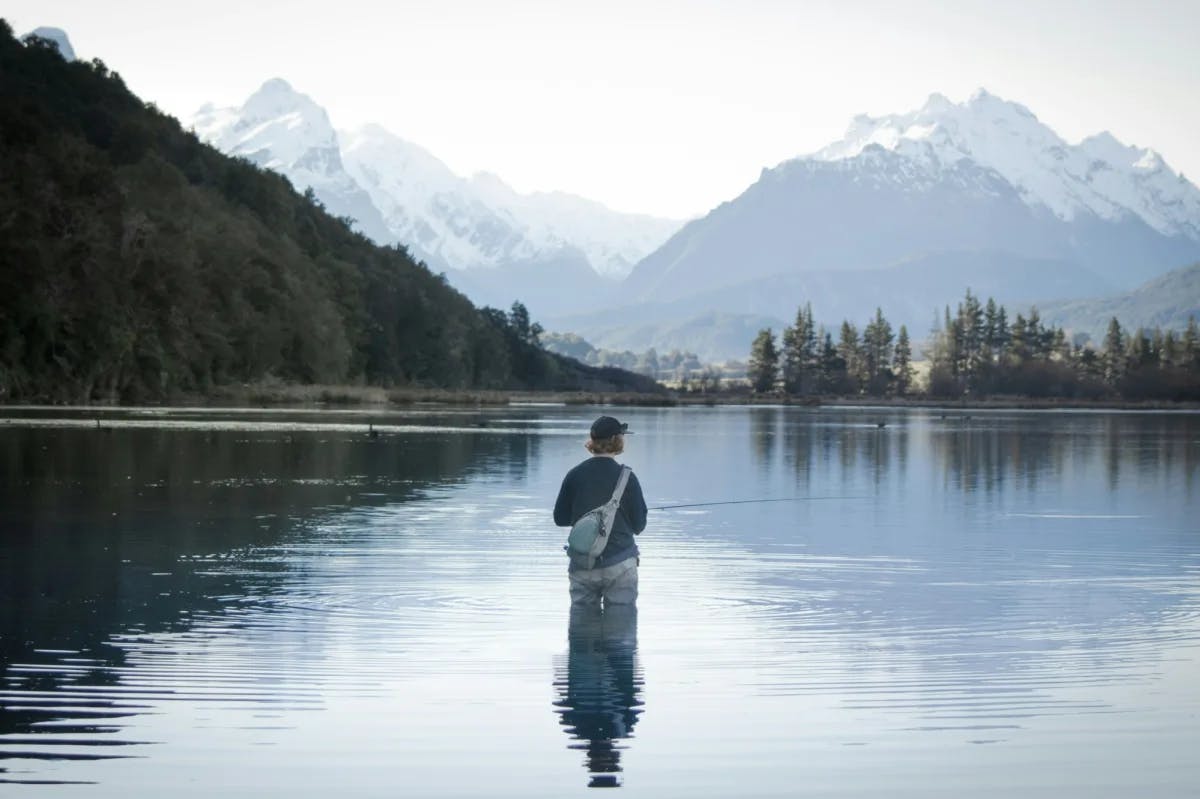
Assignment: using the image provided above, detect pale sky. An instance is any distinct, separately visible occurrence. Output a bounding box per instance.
[5,0,1198,219]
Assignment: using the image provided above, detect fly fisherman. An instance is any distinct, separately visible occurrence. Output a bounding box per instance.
[554,416,648,606]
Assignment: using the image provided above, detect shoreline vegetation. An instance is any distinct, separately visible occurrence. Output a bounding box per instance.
[743,292,1200,406]
[3,381,1196,412]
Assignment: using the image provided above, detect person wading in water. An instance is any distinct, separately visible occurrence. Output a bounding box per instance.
[554,416,648,606]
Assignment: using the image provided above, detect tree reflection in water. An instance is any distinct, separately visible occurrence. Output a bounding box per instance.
[553,605,643,788]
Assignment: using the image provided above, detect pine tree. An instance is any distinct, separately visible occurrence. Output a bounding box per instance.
[981,297,997,378]
[959,290,984,383]
[862,307,894,395]
[1126,328,1156,371]
[781,304,815,395]
[983,298,1000,359]
[894,325,914,396]
[795,303,818,393]
[507,301,543,346]
[748,328,780,393]
[1052,327,1070,361]
[1182,316,1199,371]
[781,325,801,394]
[1027,307,1049,361]
[838,321,862,394]
[1102,317,1124,386]
[993,304,1010,360]
[1076,345,1103,382]
[927,305,962,397]
[1010,314,1030,366]
[944,305,963,376]
[817,330,844,394]
[1160,331,1179,369]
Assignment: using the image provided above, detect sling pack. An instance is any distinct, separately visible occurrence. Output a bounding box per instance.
[565,466,631,570]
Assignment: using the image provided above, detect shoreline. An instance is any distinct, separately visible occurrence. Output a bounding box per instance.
[2,383,1197,412]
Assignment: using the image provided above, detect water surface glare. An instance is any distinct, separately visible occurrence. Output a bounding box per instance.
[1,406,1198,797]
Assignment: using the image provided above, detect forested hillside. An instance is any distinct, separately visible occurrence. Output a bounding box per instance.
[0,23,659,403]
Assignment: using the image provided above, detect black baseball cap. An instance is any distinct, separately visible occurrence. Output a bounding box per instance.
[590,415,630,439]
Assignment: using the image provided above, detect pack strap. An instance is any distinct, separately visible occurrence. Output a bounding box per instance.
[610,466,631,506]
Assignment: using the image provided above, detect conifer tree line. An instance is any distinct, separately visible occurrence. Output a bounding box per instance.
[749,290,1200,401]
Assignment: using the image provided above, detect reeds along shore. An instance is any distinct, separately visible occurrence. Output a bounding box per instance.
[92,382,1199,411]
[201,383,679,408]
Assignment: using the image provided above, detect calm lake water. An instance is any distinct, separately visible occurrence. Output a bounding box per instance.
[1,404,1198,797]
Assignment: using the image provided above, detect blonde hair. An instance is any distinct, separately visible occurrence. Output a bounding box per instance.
[586,434,625,456]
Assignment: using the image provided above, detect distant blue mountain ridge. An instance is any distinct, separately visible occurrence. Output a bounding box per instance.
[1037,263,1200,342]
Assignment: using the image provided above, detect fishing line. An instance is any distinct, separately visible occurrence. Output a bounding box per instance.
[649,496,869,511]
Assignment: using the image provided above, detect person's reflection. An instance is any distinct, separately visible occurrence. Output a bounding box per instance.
[553,604,643,788]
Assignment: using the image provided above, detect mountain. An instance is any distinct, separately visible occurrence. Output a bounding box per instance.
[340,125,678,279]
[191,79,394,244]
[616,90,1200,353]
[816,91,1199,242]
[0,23,661,402]
[193,84,680,316]
[551,250,1108,361]
[336,124,612,312]
[20,26,74,60]
[1039,263,1200,341]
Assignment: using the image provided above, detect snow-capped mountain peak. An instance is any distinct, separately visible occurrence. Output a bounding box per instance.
[339,125,680,278]
[812,88,1200,240]
[192,77,679,308]
[191,79,393,243]
[240,78,307,117]
[194,78,339,174]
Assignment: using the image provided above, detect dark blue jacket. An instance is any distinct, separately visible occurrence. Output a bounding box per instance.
[554,456,647,570]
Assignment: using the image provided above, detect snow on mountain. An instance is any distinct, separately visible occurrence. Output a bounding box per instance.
[191,80,393,244]
[465,172,681,278]
[194,79,336,174]
[21,26,75,60]
[814,89,1200,240]
[339,124,679,278]
[191,81,680,289]
[337,124,534,271]
[1076,132,1200,242]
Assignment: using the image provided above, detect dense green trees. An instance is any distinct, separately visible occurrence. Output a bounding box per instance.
[751,305,908,398]
[924,291,1198,400]
[780,303,816,394]
[751,288,1199,401]
[0,23,658,402]
[747,329,780,393]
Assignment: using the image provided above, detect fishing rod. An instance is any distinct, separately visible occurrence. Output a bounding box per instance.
[649,496,869,511]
